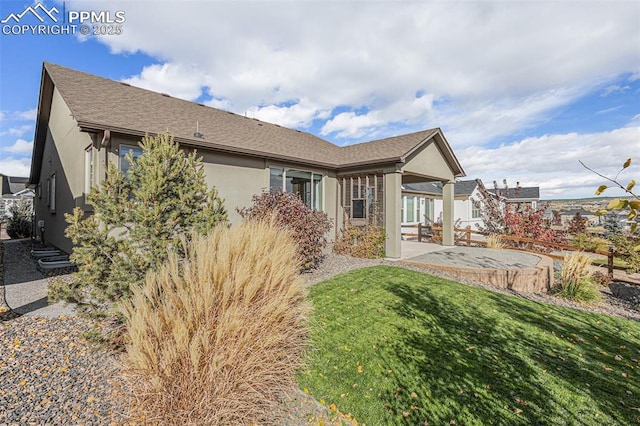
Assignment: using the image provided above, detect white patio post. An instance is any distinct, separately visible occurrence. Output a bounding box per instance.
[442,180,455,246]
[384,171,402,258]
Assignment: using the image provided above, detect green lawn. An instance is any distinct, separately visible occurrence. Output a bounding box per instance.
[298,266,640,425]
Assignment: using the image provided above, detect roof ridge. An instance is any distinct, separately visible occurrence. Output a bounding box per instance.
[44,62,313,135]
[41,62,462,173]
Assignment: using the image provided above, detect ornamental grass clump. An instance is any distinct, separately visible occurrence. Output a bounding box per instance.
[555,253,601,304]
[121,220,311,425]
[486,234,507,249]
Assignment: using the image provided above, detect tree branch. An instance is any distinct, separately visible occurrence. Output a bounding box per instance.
[579,160,640,201]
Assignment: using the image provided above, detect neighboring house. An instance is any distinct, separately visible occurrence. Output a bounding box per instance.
[0,174,33,218]
[489,186,540,209]
[28,62,466,258]
[401,179,482,231]
[559,208,598,227]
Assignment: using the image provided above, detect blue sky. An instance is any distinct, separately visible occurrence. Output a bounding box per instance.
[1,0,638,199]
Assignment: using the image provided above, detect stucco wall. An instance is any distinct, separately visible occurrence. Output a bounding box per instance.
[199,151,268,224]
[35,88,93,253]
[402,142,456,182]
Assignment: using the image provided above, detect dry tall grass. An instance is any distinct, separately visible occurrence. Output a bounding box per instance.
[486,234,507,249]
[556,253,601,303]
[120,220,311,425]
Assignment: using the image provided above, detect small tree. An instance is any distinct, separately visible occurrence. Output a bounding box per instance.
[237,190,332,270]
[567,212,587,235]
[602,212,625,237]
[581,157,639,234]
[473,179,516,234]
[49,132,228,320]
[608,234,640,274]
[6,199,33,239]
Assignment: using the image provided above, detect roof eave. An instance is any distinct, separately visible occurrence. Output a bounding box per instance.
[28,64,54,185]
[77,122,339,170]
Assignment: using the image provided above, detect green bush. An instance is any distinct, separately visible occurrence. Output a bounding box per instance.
[333,224,385,258]
[49,131,227,321]
[572,233,609,252]
[121,220,310,425]
[5,200,32,239]
[554,253,601,304]
[608,234,640,274]
[237,190,332,270]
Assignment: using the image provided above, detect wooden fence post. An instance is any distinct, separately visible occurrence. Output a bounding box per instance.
[608,247,614,279]
[466,227,471,247]
[418,223,422,242]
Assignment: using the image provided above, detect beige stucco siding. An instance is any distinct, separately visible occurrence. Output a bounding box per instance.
[35,88,93,253]
[402,142,456,182]
[200,152,268,224]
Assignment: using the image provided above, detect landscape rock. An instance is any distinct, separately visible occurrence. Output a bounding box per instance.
[609,282,640,305]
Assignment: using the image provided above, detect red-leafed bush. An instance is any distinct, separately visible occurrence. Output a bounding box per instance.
[567,212,587,235]
[237,190,332,270]
[504,205,565,251]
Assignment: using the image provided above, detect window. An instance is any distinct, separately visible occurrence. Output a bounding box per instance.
[406,196,415,222]
[268,167,323,210]
[340,174,383,226]
[424,198,433,224]
[119,145,143,175]
[47,173,56,213]
[269,167,283,191]
[352,199,365,218]
[472,200,481,219]
[85,146,94,197]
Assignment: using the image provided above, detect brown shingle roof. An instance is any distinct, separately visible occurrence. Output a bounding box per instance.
[40,62,464,174]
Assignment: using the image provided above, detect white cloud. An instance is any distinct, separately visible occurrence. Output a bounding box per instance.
[458,126,640,199]
[247,99,331,129]
[3,139,33,155]
[122,63,206,101]
[601,85,630,96]
[321,94,436,138]
[0,109,36,125]
[0,124,31,137]
[16,108,37,120]
[65,0,639,144]
[0,156,31,177]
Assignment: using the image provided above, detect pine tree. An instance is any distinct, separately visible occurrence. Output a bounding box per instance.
[50,132,227,319]
[603,212,624,237]
[5,199,33,239]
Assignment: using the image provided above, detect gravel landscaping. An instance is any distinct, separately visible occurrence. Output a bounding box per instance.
[1,241,638,425]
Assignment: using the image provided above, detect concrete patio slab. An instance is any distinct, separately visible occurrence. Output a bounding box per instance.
[400,244,554,293]
[2,239,77,317]
[399,240,450,260]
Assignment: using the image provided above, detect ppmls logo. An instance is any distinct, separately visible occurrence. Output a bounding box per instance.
[2,2,125,36]
[1,3,59,23]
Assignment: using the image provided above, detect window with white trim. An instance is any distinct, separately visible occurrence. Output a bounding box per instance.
[472,201,481,219]
[85,145,94,198]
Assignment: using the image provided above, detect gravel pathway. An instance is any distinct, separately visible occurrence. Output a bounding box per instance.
[1,242,638,425]
[0,316,128,425]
